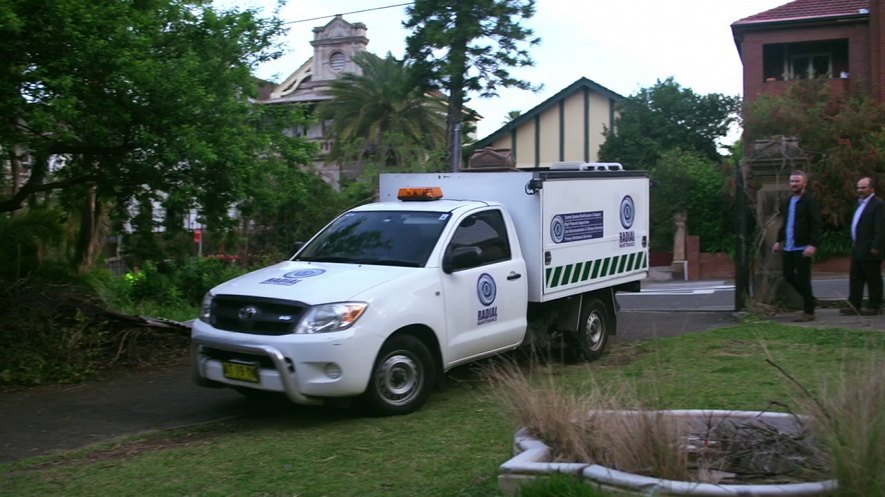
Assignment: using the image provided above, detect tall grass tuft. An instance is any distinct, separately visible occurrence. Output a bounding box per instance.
[798,358,885,497]
[488,361,690,481]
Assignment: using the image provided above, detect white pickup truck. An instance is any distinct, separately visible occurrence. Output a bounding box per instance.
[191,165,649,415]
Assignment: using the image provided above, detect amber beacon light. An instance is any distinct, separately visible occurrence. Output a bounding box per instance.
[397,187,444,201]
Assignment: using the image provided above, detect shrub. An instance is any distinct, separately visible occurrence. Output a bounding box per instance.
[0,278,115,385]
[111,256,248,310]
[174,256,247,305]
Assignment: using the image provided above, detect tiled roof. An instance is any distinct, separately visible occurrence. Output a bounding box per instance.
[733,0,868,25]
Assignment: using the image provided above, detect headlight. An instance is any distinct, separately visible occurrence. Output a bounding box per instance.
[199,292,214,322]
[294,302,367,334]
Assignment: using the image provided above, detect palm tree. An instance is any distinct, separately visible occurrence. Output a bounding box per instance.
[318,52,447,169]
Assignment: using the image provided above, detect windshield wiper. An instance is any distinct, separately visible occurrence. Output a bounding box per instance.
[297,256,421,267]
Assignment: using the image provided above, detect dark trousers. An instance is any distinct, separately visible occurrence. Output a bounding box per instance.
[783,250,815,314]
[848,258,883,310]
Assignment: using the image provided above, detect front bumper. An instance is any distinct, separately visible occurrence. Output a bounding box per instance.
[190,320,383,405]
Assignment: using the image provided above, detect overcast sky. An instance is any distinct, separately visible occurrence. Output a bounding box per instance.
[221,0,791,142]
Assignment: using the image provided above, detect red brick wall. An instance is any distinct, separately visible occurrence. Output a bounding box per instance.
[699,252,735,279]
[873,0,884,101]
[740,23,871,103]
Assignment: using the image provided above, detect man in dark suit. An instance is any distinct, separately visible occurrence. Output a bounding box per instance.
[773,170,821,322]
[841,177,885,315]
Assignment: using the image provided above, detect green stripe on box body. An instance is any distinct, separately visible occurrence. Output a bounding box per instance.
[571,262,583,284]
[545,251,649,289]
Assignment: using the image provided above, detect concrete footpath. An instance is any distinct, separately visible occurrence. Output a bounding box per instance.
[0,307,882,464]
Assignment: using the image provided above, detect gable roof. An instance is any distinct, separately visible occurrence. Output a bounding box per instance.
[732,0,868,27]
[472,77,623,149]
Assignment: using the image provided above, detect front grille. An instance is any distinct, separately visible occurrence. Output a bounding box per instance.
[210,294,307,335]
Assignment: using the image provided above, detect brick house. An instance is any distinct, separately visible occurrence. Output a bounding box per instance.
[732,0,884,103]
[729,0,884,299]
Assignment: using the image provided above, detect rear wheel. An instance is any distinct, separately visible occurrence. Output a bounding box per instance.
[575,298,610,361]
[362,335,434,416]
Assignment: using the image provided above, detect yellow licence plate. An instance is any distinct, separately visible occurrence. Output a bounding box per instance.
[222,361,260,383]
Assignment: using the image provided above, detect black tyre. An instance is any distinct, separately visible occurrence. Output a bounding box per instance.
[362,334,434,416]
[575,298,611,361]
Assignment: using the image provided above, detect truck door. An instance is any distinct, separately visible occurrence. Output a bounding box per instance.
[440,208,528,365]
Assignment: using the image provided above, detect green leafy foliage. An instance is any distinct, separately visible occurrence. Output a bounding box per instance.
[599,77,740,169]
[651,150,735,253]
[598,79,740,253]
[319,52,447,168]
[404,0,541,162]
[0,0,319,270]
[110,257,247,310]
[744,79,885,229]
[0,208,65,281]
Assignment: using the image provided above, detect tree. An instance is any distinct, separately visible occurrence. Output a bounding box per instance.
[318,52,447,169]
[598,78,740,169]
[404,0,541,166]
[650,150,734,253]
[504,110,522,124]
[0,0,316,269]
[744,79,885,228]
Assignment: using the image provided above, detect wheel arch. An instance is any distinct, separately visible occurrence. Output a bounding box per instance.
[580,288,618,335]
[386,324,443,383]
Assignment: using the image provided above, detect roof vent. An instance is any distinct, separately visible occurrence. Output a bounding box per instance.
[550,162,624,171]
[580,162,623,171]
[549,161,584,170]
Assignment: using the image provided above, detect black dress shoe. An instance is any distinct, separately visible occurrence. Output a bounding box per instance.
[839,308,857,315]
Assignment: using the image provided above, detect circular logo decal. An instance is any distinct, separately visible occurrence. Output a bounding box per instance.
[477,273,497,306]
[620,195,635,229]
[550,215,565,243]
[284,269,326,278]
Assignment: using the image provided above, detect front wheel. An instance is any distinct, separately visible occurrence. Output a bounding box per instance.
[574,298,611,361]
[362,335,434,416]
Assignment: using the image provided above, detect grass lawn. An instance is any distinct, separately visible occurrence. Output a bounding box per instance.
[2,320,883,497]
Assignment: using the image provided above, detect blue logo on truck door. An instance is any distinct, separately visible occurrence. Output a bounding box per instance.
[476,273,498,325]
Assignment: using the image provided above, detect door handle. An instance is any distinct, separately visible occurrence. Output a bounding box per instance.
[506,272,522,281]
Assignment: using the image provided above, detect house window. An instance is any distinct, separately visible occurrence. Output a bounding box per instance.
[761,39,848,82]
[790,54,831,79]
[329,52,346,72]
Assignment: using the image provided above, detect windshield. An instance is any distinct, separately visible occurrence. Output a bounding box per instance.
[296,210,451,267]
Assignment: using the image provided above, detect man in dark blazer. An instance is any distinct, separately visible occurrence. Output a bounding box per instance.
[773,170,821,322]
[841,177,885,315]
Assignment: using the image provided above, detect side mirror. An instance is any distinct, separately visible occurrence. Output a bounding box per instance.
[443,246,482,273]
[291,241,305,257]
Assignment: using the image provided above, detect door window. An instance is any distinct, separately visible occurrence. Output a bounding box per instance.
[446,210,511,269]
